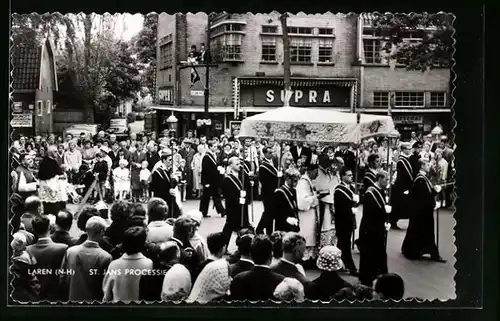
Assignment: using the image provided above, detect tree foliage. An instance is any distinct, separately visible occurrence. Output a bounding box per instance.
[371,12,455,72]
[132,13,158,98]
[11,13,142,126]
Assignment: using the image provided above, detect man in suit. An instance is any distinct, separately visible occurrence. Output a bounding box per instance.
[409,141,423,176]
[199,140,225,218]
[256,147,280,235]
[26,215,69,301]
[333,167,359,276]
[290,142,312,165]
[60,216,112,301]
[50,210,78,247]
[229,233,255,277]
[150,153,181,218]
[390,142,415,230]
[230,235,285,301]
[335,143,356,171]
[274,168,301,232]
[271,232,310,286]
[221,157,248,248]
[361,154,381,196]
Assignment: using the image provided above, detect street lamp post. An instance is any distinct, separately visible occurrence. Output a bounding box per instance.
[166,113,178,138]
[203,13,212,137]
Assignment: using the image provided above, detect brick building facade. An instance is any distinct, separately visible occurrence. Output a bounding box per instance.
[154,12,452,139]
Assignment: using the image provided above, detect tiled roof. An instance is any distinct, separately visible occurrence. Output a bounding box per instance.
[360,13,380,26]
[11,44,42,91]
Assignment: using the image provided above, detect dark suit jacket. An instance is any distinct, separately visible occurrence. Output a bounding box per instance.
[229,259,254,278]
[201,152,221,186]
[274,185,299,232]
[335,150,356,171]
[290,146,311,165]
[26,238,68,301]
[230,266,285,301]
[51,230,78,247]
[271,259,310,285]
[305,271,351,301]
[259,159,279,196]
[139,264,172,301]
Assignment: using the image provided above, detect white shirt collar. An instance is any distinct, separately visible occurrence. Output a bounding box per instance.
[254,264,270,269]
[280,258,296,266]
[239,258,254,264]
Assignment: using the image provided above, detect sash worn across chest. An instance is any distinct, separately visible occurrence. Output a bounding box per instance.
[335,183,353,201]
[366,186,386,209]
[206,153,217,166]
[277,185,297,210]
[260,160,277,176]
[415,173,433,193]
[398,156,414,180]
[228,174,243,191]
[364,170,376,186]
[154,166,170,182]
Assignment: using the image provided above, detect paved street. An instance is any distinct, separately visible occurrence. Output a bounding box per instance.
[67,200,456,301]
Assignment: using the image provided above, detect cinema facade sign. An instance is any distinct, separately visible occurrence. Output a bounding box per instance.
[241,78,357,108]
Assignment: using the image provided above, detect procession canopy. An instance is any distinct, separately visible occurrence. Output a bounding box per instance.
[239,107,396,143]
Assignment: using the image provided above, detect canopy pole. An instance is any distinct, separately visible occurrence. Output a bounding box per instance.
[280,13,292,107]
[352,112,361,249]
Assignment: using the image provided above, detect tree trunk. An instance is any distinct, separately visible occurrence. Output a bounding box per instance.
[83,14,94,123]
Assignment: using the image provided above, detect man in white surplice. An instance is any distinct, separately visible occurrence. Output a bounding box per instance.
[296,163,323,265]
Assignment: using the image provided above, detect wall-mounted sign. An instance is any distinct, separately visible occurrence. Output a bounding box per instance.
[11,113,33,128]
[230,121,241,131]
[12,102,23,113]
[253,86,351,107]
[190,90,204,97]
[158,87,173,105]
[393,115,424,124]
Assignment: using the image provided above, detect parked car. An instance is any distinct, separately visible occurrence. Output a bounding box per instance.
[108,118,129,139]
[63,124,99,141]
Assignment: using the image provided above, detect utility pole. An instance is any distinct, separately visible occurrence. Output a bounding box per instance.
[280,13,292,107]
[204,14,211,137]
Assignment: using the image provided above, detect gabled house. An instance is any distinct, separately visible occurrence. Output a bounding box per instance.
[11,39,58,137]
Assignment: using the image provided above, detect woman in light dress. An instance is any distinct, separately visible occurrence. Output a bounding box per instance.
[113,159,130,200]
[191,145,205,198]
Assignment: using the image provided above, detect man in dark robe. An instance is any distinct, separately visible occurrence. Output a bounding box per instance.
[390,142,415,230]
[221,157,248,248]
[358,170,391,286]
[274,168,301,232]
[256,147,279,235]
[409,141,423,176]
[239,157,254,228]
[150,154,181,218]
[361,154,381,196]
[401,159,446,263]
[199,140,225,218]
[178,139,196,198]
[333,167,359,276]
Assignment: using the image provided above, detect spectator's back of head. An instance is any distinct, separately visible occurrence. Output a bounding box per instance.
[131,203,146,219]
[334,287,356,301]
[24,196,42,214]
[158,241,181,265]
[148,199,169,223]
[122,226,147,255]
[273,278,305,302]
[173,216,194,240]
[374,273,405,300]
[110,200,131,222]
[270,231,285,259]
[282,232,305,254]
[250,235,273,265]
[206,232,227,257]
[354,284,376,301]
[235,234,254,256]
[32,215,50,237]
[77,206,98,232]
[125,215,147,229]
[55,210,73,231]
[86,216,108,239]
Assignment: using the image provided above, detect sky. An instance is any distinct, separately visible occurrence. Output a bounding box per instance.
[69,13,144,42]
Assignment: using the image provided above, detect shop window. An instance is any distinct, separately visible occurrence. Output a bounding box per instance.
[261,38,277,61]
[318,39,334,62]
[373,92,390,107]
[429,92,446,107]
[290,38,312,63]
[394,92,425,107]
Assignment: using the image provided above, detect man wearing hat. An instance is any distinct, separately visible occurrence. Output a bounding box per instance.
[390,142,414,230]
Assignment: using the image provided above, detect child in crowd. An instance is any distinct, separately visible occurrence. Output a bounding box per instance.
[139,160,151,202]
[113,159,130,200]
[93,152,109,201]
[177,159,188,202]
